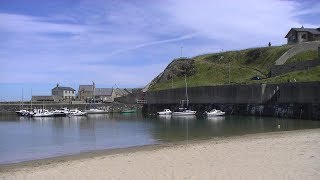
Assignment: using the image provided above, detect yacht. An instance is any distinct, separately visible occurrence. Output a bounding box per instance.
[52,107,70,117]
[172,108,196,116]
[157,109,172,115]
[172,75,197,116]
[15,109,29,116]
[205,109,225,116]
[32,109,54,117]
[69,109,87,116]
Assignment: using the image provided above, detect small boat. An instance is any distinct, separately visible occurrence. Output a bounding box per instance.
[69,109,87,116]
[84,108,109,114]
[205,109,225,116]
[120,109,136,113]
[52,107,70,117]
[157,109,172,115]
[15,109,29,116]
[32,109,54,117]
[172,108,196,116]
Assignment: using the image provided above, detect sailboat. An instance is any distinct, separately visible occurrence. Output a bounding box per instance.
[172,75,196,116]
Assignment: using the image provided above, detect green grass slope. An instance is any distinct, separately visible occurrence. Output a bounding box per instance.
[149,45,319,91]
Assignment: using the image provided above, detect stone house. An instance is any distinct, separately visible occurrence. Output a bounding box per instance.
[51,84,76,101]
[78,85,94,102]
[94,88,113,103]
[285,27,320,44]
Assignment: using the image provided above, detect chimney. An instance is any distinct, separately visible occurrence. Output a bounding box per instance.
[56,83,59,87]
[301,25,304,28]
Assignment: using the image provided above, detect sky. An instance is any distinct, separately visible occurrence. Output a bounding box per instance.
[0,0,319,101]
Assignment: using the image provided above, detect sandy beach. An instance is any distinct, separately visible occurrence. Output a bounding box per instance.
[1,129,319,179]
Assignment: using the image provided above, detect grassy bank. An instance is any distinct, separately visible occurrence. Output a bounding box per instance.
[149,45,319,91]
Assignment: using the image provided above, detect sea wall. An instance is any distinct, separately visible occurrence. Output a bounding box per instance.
[143,82,320,120]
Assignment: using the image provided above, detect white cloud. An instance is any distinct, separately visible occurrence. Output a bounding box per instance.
[0,0,319,90]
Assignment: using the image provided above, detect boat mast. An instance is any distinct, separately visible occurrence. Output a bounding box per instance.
[185,74,189,107]
[30,88,32,111]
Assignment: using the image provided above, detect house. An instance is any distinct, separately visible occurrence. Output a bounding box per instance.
[51,84,76,101]
[78,84,94,102]
[94,88,113,102]
[285,27,320,44]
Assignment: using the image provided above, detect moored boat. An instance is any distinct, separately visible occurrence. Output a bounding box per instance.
[157,109,172,115]
[120,109,136,113]
[205,109,225,116]
[32,109,54,117]
[52,107,70,117]
[69,109,87,116]
[84,108,109,114]
[172,108,196,116]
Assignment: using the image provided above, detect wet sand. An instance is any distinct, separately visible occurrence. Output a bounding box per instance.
[1,129,319,179]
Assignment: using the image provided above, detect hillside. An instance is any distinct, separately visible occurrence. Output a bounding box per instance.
[149,44,319,91]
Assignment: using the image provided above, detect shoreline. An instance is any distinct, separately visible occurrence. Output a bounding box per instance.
[1,128,319,173]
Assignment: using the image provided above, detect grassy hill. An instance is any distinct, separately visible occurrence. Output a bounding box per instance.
[149,45,320,91]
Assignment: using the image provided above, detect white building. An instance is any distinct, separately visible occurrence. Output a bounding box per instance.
[52,84,76,101]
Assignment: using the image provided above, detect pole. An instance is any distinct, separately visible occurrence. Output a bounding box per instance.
[30,88,33,111]
[185,74,189,107]
[180,46,183,58]
[22,88,24,109]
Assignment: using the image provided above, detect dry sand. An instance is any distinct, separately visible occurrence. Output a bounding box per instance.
[1,129,319,180]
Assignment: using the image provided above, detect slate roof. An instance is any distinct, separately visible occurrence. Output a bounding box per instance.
[285,28,320,38]
[79,85,94,92]
[32,96,54,101]
[95,88,113,96]
[52,86,75,91]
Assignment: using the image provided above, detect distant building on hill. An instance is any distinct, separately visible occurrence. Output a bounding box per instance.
[285,26,320,44]
[51,84,76,101]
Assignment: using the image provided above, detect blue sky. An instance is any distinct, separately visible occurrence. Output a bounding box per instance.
[0,0,319,101]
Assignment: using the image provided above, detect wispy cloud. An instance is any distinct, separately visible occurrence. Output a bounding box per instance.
[0,0,319,100]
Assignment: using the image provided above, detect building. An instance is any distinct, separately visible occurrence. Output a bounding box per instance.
[285,27,320,44]
[94,88,113,102]
[78,84,94,102]
[51,84,76,101]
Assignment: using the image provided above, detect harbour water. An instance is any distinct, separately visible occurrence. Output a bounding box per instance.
[0,113,319,164]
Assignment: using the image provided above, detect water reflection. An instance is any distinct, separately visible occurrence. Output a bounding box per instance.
[0,114,320,164]
[207,116,225,121]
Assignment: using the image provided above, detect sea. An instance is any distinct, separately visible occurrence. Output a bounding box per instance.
[0,113,319,164]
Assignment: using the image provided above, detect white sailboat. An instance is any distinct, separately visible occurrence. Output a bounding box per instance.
[172,75,196,116]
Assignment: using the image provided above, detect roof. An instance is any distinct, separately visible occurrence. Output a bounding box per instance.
[95,88,113,96]
[52,86,75,91]
[32,96,54,101]
[79,85,94,92]
[285,28,320,38]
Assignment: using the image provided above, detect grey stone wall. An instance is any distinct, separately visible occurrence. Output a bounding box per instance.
[270,59,320,77]
[145,82,320,105]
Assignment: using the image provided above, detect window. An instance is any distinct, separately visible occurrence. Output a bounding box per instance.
[301,34,306,39]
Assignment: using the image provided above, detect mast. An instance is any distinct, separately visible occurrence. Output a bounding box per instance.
[185,74,189,107]
[30,88,33,111]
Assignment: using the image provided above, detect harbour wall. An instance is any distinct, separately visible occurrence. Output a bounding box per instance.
[143,82,320,120]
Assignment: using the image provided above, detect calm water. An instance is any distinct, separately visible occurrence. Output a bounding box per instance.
[0,113,319,164]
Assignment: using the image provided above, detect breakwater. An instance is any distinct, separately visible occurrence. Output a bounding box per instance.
[143,82,320,120]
